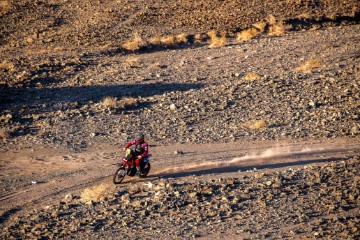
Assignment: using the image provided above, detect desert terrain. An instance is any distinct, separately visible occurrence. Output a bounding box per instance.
[0,0,359,239]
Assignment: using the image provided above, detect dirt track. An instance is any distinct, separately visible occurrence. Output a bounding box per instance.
[0,138,360,239]
[1,137,359,221]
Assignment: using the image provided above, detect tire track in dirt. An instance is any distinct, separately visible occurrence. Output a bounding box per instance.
[1,138,359,223]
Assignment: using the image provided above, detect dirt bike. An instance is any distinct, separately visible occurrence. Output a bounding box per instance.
[113,148,151,184]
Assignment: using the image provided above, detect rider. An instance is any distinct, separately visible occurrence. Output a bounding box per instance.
[123,132,148,175]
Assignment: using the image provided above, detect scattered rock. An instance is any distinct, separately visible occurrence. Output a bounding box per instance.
[2,158,359,239]
[169,104,177,111]
[174,150,184,155]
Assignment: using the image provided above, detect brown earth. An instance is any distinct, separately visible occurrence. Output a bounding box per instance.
[0,0,359,54]
[0,138,359,239]
[0,0,360,239]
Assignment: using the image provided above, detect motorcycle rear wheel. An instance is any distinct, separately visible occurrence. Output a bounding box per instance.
[113,167,126,184]
[139,162,151,178]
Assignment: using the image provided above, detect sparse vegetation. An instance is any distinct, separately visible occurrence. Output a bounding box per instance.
[118,97,139,109]
[0,113,12,124]
[0,128,9,141]
[207,31,227,48]
[124,58,142,68]
[122,33,147,51]
[0,0,12,15]
[1,2,359,239]
[268,14,277,25]
[0,60,15,72]
[149,36,161,45]
[296,59,321,71]
[310,25,320,31]
[176,33,188,43]
[297,12,311,19]
[269,21,286,36]
[80,183,113,202]
[253,22,267,33]
[207,30,217,40]
[194,33,203,43]
[161,35,176,46]
[243,72,261,81]
[237,28,259,42]
[148,33,187,47]
[100,96,139,110]
[267,14,290,36]
[101,96,118,109]
[1,3,360,240]
[244,120,266,130]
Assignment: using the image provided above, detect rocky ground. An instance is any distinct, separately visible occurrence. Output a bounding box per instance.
[1,157,359,239]
[0,0,359,239]
[1,24,359,152]
[1,0,358,54]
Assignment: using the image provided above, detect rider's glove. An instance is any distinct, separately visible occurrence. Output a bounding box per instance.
[137,155,142,160]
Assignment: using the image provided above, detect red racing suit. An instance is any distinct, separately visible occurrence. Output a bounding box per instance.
[124,139,148,167]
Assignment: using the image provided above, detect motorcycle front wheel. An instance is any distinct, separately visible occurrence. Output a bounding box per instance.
[139,162,151,178]
[113,167,126,184]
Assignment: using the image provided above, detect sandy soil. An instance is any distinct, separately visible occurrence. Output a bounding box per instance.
[1,137,359,222]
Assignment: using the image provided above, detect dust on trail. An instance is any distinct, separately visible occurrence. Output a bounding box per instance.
[154,147,327,175]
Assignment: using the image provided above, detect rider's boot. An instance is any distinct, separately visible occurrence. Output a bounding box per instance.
[136,166,141,176]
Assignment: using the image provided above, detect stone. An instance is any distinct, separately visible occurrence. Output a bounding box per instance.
[170,104,177,111]
[174,150,184,155]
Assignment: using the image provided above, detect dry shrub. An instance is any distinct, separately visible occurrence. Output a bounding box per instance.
[207,30,218,40]
[122,33,147,51]
[161,35,176,46]
[297,12,310,19]
[253,22,267,33]
[0,0,10,8]
[268,14,277,25]
[326,13,337,21]
[243,72,261,81]
[149,36,161,45]
[194,33,203,43]
[101,96,118,109]
[101,96,139,110]
[124,58,142,68]
[208,31,227,48]
[209,36,227,48]
[310,25,320,31]
[269,21,286,36]
[175,33,188,43]
[267,14,290,36]
[296,59,321,71]
[80,183,113,202]
[237,28,259,42]
[25,48,52,55]
[0,60,15,72]
[351,6,358,17]
[0,128,10,141]
[0,128,5,139]
[244,120,266,130]
[0,1,12,14]
[118,97,139,109]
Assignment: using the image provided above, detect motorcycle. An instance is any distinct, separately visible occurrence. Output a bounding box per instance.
[113,148,151,184]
